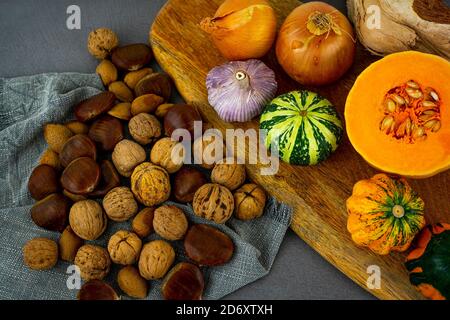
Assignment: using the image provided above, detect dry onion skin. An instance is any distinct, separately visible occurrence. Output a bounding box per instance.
[200,0,277,60]
[347,0,450,59]
[276,2,356,86]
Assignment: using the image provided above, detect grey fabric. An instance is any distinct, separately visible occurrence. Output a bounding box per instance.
[0,72,292,300]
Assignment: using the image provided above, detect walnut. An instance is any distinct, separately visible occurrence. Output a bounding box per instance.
[87,28,119,59]
[117,266,148,299]
[138,240,175,280]
[107,230,142,265]
[193,134,226,169]
[132,207,155,238]
[75,244,111,281]
[129,113,161,145]
[59,226,84,262]
[131,162,170,207]
[193,183,234,224]
[112,139,146,177]
[153,205,188,240]
[150,137,184,173]
[103,187,138,222]
[234,184,266,220]
[211,158,246,191]
[69,200,107,240]
[23,238,58,270]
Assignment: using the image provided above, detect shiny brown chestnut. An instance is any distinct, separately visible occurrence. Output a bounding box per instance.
[164,104,202,141]
[78,280,119,300]
[134,73,172,100]
[59,134,97,168]
[28,164,60,200]
[184,224,234,266]
[88,115,124,151]
[173,166,207,203]
[111,44,153,71]
[31,193,70,232]
[60,157,100,195]
[161,262,204,300]
[74,91,115,122]
[89,160,121,198]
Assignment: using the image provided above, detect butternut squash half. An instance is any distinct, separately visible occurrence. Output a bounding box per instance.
[345,51,450,178]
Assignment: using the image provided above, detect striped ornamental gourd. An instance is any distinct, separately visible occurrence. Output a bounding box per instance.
[260,90,343,165]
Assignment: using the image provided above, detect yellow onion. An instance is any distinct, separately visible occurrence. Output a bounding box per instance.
[276,1,356,86]
[200,0,277,61]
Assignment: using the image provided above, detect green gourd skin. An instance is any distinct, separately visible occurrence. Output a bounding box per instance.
[406,229,450,299]
[260,90,343,166]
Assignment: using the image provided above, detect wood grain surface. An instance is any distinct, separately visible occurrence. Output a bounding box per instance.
[150,0,450,300]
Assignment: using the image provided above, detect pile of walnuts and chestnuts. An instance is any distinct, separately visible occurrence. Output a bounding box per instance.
[23,28,267,300]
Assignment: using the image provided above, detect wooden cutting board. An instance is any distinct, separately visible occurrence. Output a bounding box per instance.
[150,0,450,299]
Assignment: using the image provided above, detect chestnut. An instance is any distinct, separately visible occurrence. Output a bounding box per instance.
[162,262,204,300]
[164,104,202,141]
[60,157,100,195]
[134,73,172,100]
[184,224,234,266]
[31,193,70,232]
[88,115,124,151]
[28,164,60,200]
[74,91,115,122]
[78,280,119,300]
[173,166,207,203]
[59,134,97,168]
[111,43,153,71]
[89,160,121,198]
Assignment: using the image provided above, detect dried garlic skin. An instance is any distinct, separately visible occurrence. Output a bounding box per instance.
[206,59,277,122]
[347,0,450,58]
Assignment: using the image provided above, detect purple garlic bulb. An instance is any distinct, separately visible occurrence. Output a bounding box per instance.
[206,59,277,122]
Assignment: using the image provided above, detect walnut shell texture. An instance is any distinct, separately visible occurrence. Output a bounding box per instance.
[129,113,161,145]
[69,200,107,240]
[112,139,146,177]
[87,28,119,59]
[234,184,266,220]
[23,238,58,270]
[211,159,246,191]
[108,230,142,265]
[138,240,175,280]
[150,137,184,174]
[75,244,111,281]
[131,163,171,207]
[193,183,234,224]
[153,205,188,240]
[103,187,138,222]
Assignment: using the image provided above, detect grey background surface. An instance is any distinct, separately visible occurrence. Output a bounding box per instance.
[0,0,374,299]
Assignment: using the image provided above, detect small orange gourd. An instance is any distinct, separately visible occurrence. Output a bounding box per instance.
[346,174,426,255]
[345,51,450,178]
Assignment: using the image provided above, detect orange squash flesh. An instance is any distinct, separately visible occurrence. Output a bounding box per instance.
[345,51,450,178]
